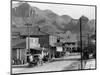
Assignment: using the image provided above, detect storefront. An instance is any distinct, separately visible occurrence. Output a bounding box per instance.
[12,39,27,65]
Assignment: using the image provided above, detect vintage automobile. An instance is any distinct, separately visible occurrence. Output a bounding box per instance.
[28,54,40,67]
[42,55,49,63]
[33,54,40,65]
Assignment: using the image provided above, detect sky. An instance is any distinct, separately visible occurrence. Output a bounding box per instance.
[12,1,95,20]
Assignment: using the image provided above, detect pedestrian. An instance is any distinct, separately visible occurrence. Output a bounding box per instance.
[28,54,33,67]
[29,54,33,63]
[39,54,43,66]
[12,59,15,65]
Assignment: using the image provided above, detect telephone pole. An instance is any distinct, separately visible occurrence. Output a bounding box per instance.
[25,23,32,55]
[80,18,83,69]
[87,33,90,47]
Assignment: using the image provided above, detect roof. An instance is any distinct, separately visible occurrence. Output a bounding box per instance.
[12,39,26,49]
[21,30,49,36]
[56,31,78,42]
[12,38,48,49]
[12,26,49,36]
[13,41,26,49]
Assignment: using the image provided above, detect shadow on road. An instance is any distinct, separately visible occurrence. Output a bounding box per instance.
[62,61,81,70]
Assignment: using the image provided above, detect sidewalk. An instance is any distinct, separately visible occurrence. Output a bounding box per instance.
[12,63,29,68]
[84,59,96,69]
[12,60,52,68]
[63,58,96,70]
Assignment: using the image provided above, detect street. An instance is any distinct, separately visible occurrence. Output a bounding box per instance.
[12,54,81,74]
[12,53,96,74]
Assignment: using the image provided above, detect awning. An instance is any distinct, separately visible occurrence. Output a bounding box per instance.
[54,42,63,46]
[30,47,42,50]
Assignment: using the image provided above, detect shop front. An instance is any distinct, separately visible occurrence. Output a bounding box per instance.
[12,39,27,65]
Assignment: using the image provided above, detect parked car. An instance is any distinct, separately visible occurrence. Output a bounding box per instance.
[42,55,49,63]
[28,54,40,67]
[33,54,40,65]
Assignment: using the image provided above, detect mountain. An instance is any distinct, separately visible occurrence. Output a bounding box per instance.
[12,3,31,17]
[12,2,96,37]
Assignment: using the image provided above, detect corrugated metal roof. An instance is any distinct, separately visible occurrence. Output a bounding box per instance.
[11,39,26,48]
[12,26,49,36]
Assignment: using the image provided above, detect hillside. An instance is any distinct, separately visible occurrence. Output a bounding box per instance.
[12,2,95,37]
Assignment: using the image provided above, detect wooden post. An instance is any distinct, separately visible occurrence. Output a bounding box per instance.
[80,18,83,69]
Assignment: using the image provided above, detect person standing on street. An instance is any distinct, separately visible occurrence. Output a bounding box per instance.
[29,54,33,67]
[39,54,43,66]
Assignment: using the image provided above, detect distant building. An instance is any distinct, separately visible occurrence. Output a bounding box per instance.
[90,34,96,45]
[56,31,78,52]
[64,31,78,52]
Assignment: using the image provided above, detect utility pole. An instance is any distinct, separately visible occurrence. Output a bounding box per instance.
[24,6,33,55]
[80,18,83,70]
[25,23,32,55]
[87,34,90,47]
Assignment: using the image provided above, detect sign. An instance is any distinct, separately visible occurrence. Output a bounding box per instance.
[56,47,63,52]
[26,37,40,49]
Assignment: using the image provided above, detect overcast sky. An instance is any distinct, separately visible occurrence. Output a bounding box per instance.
[12,1,95,20]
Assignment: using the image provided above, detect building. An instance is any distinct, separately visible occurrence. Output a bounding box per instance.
[49,35,65,58]
[64,31,78,52]
[56,31,78,52]
[20,26,49,48]
[11,39,27,65]
[11,26,50,65]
